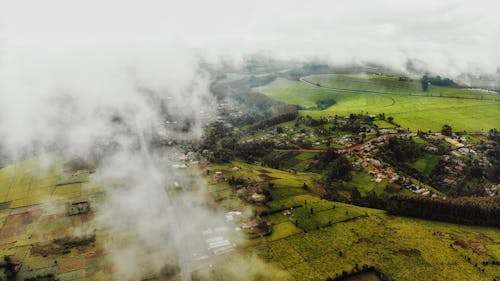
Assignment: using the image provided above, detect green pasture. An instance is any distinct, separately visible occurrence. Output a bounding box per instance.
[412,154,440,177]
[255,76,500,132]
[261,212,500,281]
[344,170,389,197]
[282,152,318,171]
[306,74,500,100]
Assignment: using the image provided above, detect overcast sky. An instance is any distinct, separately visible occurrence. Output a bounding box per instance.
[1,0,499,74]
[0,0,499,154]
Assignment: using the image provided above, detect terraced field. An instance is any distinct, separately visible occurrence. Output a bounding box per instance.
[203,161,500,281]
[255,75,500,132]
[260,212,500,281]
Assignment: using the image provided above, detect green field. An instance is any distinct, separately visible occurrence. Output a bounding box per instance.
[261,210,500,281]
[344,170,392,197]
[0,157,111,280]
[412,154,440,177]
[204,161,500,281]
[255,75,500,132]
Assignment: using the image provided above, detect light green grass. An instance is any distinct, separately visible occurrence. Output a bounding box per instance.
[267,221,303,241]
[261,211,500,281]
[256,76,500,132]
[412,154,440,177]
[306,74,500,100]
[344,170,388,197]
[373,120,396,129]
[283,152,317,171]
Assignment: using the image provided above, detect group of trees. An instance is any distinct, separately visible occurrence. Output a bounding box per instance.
[387,194,500,227]
[421,75,458,92]
[248,111,298,131]
[441,124,453,136]
[314,99,336,110]
[487,130,500,183]
[314,148,353,183]
[325,265,390,281]
[380,136,423,164]
[295,115,329,127]
[262,151,298,169]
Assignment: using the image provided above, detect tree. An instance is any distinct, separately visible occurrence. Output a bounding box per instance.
[421,75,429,92]
[327,155,353,182]
[441,124,452,136]
[387,116,394,124]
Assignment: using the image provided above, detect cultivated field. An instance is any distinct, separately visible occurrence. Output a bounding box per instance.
[255,75,500,132]
[204,162,500,281]
[0,157,110,280]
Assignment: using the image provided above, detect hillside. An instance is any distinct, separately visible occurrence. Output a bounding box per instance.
[255,74,500,132]
[196,162,500,281]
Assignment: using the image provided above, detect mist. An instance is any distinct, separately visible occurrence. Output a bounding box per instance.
[0,0,499,280]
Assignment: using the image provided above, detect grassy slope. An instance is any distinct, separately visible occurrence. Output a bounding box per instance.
[206,161,500,281]
[256,76,500,132]
[263,211,500,281]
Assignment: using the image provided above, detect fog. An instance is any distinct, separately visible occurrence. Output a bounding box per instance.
[0,0,498,279]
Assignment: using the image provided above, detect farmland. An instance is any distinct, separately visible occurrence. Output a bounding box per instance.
[202,161,500,281]
[1,69,499,281]
[255,75,500,132]
[0,157,111,280]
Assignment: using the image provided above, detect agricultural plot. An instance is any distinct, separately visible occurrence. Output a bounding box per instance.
[256,75,500,132]
[205,153,499,281]
[207,161,320,190]
[0,158,111,280]
[282,152,318,171]
[306,74,500,101]
[261,212,500,281]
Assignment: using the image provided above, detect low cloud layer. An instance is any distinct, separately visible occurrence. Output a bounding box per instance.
[0,0,498,279]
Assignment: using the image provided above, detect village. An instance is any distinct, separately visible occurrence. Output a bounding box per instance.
[207,100,498,202]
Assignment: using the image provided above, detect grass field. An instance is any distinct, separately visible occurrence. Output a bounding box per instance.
[205,161,500,281]
[306,74,500,100]
[255,75,500,132]
[344,170,391,197]
[282,152,318,171]
[412,154,440,177]
[261,211,500,281]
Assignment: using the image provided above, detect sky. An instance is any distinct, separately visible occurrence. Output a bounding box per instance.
[1,0,499,73]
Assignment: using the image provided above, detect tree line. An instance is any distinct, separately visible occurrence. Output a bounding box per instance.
[386,194,500,227]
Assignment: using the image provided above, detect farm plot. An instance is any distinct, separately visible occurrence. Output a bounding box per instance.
[256,75,500,132]
[261,213,500,281]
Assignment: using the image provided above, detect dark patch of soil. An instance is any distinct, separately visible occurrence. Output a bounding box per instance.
[453,234,493,256]
[258,174,278,181]
[397,248,421,257]
[356,238,371,244]
[345,272,381,281]
[31,235,95,257]
[453,239,468,249]
[257,169,270,173]
[476,234,493,243]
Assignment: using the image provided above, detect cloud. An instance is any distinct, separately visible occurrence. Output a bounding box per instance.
[0,0,498,279]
